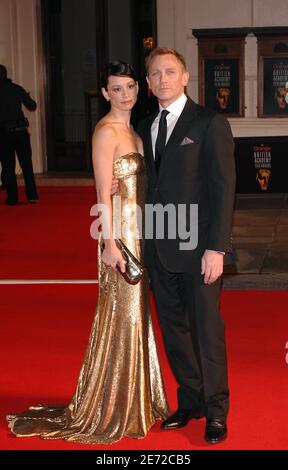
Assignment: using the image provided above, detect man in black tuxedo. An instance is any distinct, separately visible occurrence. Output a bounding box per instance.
[0,64,38,205]
[140,48,236,444]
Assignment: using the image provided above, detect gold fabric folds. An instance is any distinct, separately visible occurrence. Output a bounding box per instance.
[7,153,169,444]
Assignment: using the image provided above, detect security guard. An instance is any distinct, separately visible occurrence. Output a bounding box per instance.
[0,65,38,205]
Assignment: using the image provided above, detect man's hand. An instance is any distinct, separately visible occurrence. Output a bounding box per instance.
[111,178,119,195]
[201,249,224,284]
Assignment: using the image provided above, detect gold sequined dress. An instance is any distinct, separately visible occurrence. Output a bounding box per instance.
[7,153,169,444]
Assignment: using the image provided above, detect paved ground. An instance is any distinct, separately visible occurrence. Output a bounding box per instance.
[22,176,288,289]
[223,193,288,289]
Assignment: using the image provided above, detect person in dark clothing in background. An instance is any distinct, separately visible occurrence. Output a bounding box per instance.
[0,65,38,205]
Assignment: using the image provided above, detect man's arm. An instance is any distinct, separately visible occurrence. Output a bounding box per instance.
[201,113,236,284]
[19,86,37,111]
[204,113,236,252]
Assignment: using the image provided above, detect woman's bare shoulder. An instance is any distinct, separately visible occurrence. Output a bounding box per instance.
[94,116,115,132]
[93,119,117,139]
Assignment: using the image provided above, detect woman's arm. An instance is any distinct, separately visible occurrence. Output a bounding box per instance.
[92,125,126,272]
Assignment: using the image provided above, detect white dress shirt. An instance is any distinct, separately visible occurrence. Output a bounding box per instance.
[151,93,187,158]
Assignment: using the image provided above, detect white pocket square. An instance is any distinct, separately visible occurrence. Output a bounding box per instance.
[180,137,194,146]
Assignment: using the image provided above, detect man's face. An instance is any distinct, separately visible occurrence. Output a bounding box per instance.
[146,54,189,107]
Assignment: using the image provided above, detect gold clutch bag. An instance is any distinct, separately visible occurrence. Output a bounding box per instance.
[101,239,144,285]
[115,239,144,285]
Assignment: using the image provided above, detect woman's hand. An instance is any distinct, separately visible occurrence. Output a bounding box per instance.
[111,178,119,195]
[102,243,126,273]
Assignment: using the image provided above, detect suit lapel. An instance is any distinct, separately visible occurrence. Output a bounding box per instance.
[143,99,198,182]
[157,98,198,180]
[165,98,197,153]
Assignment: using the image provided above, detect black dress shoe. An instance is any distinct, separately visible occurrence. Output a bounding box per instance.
[205,419,227,444]
[161,408,204,430]
[6,199,18,206]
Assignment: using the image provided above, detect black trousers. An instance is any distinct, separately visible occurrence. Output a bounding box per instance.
[0,129,38,203]
[148,245,229,420]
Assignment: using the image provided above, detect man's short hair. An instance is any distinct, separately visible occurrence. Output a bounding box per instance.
[0,65,8,80]
[145,48,187,73]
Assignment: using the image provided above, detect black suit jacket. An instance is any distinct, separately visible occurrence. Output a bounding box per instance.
[139,97,236,273]
[0,79,37,124]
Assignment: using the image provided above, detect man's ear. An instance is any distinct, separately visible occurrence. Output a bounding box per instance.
[182,71,189,87]
[146,76,151,90]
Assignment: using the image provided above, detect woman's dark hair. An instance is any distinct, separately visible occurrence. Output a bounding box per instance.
[101,61,137,90]
[0,64,8,80]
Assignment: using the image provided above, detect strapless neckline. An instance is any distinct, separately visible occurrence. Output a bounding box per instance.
[113,152,143,165]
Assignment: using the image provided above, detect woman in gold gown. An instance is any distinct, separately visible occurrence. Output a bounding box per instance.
[7,61,169,444]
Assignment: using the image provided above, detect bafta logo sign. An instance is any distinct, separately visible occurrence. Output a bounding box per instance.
[256,168,271,192]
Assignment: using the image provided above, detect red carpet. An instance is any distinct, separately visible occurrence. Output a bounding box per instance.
[0,187,98,280]
[1,287,288,450]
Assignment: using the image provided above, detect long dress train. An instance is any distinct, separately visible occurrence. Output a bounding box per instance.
[7,153,169,444]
